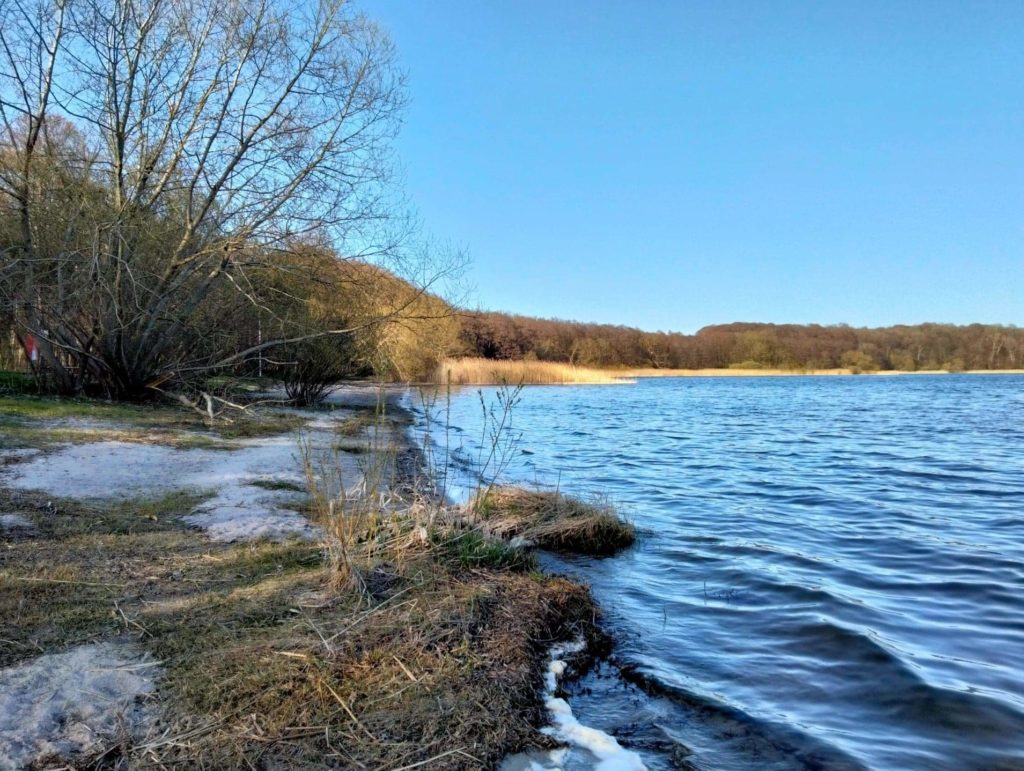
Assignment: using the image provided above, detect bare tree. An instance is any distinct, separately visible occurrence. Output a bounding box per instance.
[0,0,410,397]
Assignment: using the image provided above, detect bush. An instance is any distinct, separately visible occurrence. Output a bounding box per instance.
[276,337,359,406]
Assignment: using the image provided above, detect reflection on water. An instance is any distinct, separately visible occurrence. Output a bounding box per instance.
[415,375,1024,770]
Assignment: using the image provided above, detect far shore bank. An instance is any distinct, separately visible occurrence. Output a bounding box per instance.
[432,357,1024,386]
[618,367,1024,378]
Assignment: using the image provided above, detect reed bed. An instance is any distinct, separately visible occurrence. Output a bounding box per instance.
[433,357,629,385]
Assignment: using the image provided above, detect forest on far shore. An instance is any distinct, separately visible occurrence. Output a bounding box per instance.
[457,313,1024,373]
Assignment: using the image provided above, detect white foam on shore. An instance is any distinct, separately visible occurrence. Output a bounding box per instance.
[0,643,157,768]
[502,640,647,771]
[543,641,648,770]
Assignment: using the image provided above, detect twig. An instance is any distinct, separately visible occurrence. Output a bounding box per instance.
[324,588,415,643]
[392,655,418,682]
[114,600,152,637]
[0,637,44,653]
[322,680,378,743]
[389,747,477,771]
[10,576,128,588]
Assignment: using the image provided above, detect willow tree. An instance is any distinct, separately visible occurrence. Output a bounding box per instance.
[0,0,408,397]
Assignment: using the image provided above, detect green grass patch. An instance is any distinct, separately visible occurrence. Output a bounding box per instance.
[332,439,371,454]
[215,411,307,439]
[433,528,537,571]
[0,394,166,422]
[0,394,308,451]
[334,413,376,436]
[0,421,240,451]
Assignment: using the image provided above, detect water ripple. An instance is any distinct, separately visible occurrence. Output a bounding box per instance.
[429,375,1024,770]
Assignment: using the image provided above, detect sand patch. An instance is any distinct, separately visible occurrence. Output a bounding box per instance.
[2,425,363,542]
[183,484,315,542]
[0,513,34,533]
[0,643,157,769]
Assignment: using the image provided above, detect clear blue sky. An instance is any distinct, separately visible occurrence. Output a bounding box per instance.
[373,1,1023,333]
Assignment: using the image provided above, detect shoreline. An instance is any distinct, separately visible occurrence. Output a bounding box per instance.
[429,359,1024,386]
[617,367,1024,378]
[0,387,615,769]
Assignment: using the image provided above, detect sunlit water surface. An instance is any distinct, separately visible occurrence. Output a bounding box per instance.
[412,375,1024,770]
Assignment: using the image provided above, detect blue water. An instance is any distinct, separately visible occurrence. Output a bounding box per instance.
[415,375,1024,770]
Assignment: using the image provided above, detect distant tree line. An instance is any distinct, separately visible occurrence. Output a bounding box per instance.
[457,314,1024,372]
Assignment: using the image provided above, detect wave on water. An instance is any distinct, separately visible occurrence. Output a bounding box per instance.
[412,376,1024,770]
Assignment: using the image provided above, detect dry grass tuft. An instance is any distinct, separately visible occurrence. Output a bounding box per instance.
[334,412,378,436]
[141,567,596,770]
[301,423,409,593]
[433,357,629,385]
[472,486,636,556]
[0,482,599,770]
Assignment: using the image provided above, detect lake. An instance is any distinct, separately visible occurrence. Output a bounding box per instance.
[413,375,1024,770]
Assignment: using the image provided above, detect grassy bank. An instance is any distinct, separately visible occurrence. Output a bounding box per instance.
[0,392,626,769]
[1,493,599,769]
